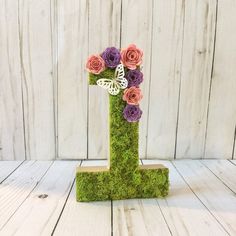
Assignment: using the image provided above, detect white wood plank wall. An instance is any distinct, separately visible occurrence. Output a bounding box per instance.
[0,0,236,160]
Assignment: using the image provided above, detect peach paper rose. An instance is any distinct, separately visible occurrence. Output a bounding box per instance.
[123,86,143,105]
[121,44,143,70]
[86,55,105,74]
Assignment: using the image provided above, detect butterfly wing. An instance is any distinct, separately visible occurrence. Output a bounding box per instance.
[114,64,128,89]
[108,81,120,95]
[116,77,128,89]
[96,78,113,90]
[97,78,120,95]
[115,64,125,79]
[97,64,127,95]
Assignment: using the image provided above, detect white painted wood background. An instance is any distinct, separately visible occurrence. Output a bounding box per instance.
[0,0,236,160]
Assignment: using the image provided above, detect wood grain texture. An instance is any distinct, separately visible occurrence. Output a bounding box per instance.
[113,199,171,236]
[231,160,236,165]
[143,160,228,236]
[0,0,25,160]
[0,161,52,230]
[19,0,56,160]
[1,0,236,160]
[0,161,23,183]
[53,160,111,236]
[204,0,236,159]
[234,130,236,159]
[0,161,79,236]
[57,0,89,159]
[201,160,236,193]
[0,160,235,235]
[88,0,121,159]
[234,133,236,159]
[54,183,111,236]
[121,0,153,159]
[146,0,184,159]
[173,160,236,235]
[176,0,217,159]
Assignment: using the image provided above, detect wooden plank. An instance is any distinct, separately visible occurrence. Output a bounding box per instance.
[0,161,79,236]
[0,161,23,183]
[0,0,25,160]
[121,0,153,159]
[54,183,111,236]
[19,0,55,160]
[173,160,236,235]
[76,160,141,168]
[201,160,236,193]
[146,0,184,159]
[77,160,150,173]
[234,131,236,159]
[204,0,236,159]
[88,0,121,159]
[234,136,236,159]
[233,128,236,159]
[231,160,236,165]
[53,160,111,236]
[0,161,52,230]
[77,159,108,172]
[57,0,88,159]
[81,159,108,166]
[143,160,228,236]
[176,0,217,158]
[113,199,171,236]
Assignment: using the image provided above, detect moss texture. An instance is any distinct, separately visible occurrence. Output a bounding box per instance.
[76,69,169,202]
[89,68,115,85]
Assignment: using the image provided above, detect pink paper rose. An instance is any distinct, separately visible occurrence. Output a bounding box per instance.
[123,86,143,105]
[86,55,105,74]
[121,44,143,70]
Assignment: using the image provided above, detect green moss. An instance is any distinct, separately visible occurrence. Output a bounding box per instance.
[76,71,169,202]
[76,171,111,201]
[89,68,115,85]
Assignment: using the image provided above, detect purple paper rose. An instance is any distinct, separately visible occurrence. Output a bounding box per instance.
[101,47,121,68]
[123,104,142,122]
[126,69,143,87]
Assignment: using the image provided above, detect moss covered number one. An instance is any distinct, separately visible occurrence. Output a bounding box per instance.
[76,45,169,202]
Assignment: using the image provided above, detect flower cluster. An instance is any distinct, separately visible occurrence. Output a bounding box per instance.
[86,44,144,122]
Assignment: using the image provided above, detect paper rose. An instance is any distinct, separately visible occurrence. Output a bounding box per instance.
[123,104,142,122]
[86,55,105,74]
[123,86,143,105]
[101,47,121,68]
[126,69,143,87]
[121,44,143,70]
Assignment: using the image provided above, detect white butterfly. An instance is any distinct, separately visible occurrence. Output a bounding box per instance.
[96,64,128,95]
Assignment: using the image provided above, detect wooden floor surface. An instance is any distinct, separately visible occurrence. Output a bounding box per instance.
[0,160,235,236]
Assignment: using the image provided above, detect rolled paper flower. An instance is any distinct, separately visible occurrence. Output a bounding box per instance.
[126,69,143,87]
[101,47,121,68]
[123,86,143,105]
[86,55,105,74]
[123,104,142,122]
[121,44,143,70]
